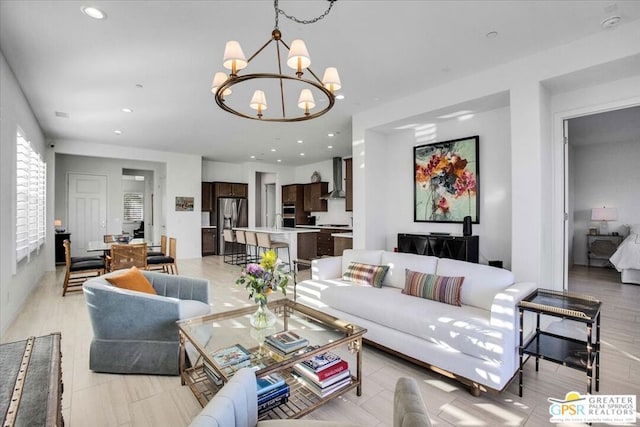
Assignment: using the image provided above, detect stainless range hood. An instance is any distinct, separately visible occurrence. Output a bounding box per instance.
[321,157,345,199]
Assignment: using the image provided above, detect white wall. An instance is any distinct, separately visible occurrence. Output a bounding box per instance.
[571,140,640,265]
[353,19,640,287]
[380,107,512,267]
[53,141,202,259]
[0,52,50,336]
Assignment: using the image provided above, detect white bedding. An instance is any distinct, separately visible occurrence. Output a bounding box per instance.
[610,233,640,271]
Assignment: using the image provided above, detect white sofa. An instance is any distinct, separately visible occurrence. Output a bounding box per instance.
[295,249,537,394]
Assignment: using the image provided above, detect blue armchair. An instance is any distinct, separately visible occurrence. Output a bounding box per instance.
[83,270,211,375]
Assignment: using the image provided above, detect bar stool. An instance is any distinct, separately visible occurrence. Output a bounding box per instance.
[235,230,247,265]
[244,231,259,264]
[256,232,291,273]
[222,229,237,265]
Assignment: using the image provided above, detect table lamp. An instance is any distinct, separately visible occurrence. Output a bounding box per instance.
[54,219,65,233]
[591,207,617,235]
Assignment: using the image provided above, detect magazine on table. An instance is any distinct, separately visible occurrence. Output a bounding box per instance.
[299,350,342,372]
[256,372,286,396]
[264,330,309,353]
[293,368,351,388]
[211,343,251,368]
[294,359,349,382]
[293,372,351,398]
[258,383,290,405]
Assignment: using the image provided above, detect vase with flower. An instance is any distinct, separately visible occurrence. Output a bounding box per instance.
[235,249,290,329]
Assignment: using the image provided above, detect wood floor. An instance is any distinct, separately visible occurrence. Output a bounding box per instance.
[2,258,639,426]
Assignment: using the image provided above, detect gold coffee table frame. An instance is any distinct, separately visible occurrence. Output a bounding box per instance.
[177,299,366,420]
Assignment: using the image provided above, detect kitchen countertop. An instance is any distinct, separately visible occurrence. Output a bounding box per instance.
[296,225,353,231]
[233,226,319,234]
[331,232,353,238]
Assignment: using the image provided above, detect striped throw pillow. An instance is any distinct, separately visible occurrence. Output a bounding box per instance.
[403,269,464,306]
[343,262,389,287]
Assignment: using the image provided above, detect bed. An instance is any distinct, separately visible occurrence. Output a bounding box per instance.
[609,225,640,285]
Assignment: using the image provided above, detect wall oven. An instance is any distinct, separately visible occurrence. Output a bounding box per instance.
[282,217,295,228]
[283,204,296,215]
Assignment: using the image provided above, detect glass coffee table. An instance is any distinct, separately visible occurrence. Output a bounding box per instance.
[177,298,366,420]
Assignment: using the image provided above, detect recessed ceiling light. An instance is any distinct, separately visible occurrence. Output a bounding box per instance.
[114,130,123,135]
[300,153,305,156]
[121,108,133,113]
[81,6,107,20]
[335,94,345,100]
[271,148,276,152]
[601,16,622,29]
[250,155,256,159]
[328,133,334,137]
[328,145,333,149]
[486,31,498,38]
[297,140,303,144]
[277,159,282,163]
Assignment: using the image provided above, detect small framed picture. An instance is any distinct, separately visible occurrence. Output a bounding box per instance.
[175,196,194,211]
[589,227,597,235]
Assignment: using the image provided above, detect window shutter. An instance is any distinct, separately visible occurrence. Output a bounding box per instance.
[123,192,143,222]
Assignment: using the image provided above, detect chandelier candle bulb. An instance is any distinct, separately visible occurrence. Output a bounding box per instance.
[223,41,247,76]
[322,67,341,93]
[287,39,311,77]
[298,89,315,116]
[250,90,268,118]
[211,72,231,97]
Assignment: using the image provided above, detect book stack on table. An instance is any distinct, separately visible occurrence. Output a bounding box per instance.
[204,344,252,385]
[264,331,309,357]
[293,351,350,398]
[257,373,290,416]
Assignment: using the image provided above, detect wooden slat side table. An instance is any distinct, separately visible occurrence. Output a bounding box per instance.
[518,289,602,397]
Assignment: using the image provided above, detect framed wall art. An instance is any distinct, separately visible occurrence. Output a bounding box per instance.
[175,196,194,211]
[414,135,479,223]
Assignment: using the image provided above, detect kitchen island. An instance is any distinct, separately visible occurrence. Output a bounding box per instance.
[232,226,319,266]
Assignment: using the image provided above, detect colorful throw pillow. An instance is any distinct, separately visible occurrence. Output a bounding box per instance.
[403,269,464,306]
[342,262,389,287]
[106,266,157,295]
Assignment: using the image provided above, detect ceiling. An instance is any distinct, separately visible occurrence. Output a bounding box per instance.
[2,1,640,166]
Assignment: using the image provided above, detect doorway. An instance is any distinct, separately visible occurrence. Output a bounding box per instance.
[562,104,640,286]
[67,173,107,257]
[265,183,276,228]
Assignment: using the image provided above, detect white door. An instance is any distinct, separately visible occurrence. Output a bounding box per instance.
[68,173,107,256]
[265,183,276,227]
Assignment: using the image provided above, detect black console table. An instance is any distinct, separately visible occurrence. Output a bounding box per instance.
[397,233,479,263]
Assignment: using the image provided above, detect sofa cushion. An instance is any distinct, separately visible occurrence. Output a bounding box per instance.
[321,285,502,363]
[341,249,384,275]
[403,269,463,306]
[380,251,438,289]
[342,262,389,287]
[436,258,514,311]
[106,266,157,295]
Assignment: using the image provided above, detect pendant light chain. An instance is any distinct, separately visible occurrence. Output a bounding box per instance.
[274,0,337,27]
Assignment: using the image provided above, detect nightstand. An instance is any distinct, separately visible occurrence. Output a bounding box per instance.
[586,234,622,267]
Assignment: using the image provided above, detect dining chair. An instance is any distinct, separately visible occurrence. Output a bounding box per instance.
[146,237,178,274]
[63,239,105,296]
[108,243,148,271]
[244,231,259,264]
[147,234,167,257]
[256,232,291,272]
[235,230,247,265]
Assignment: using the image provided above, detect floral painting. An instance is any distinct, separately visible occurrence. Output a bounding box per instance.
[414,136,479,223]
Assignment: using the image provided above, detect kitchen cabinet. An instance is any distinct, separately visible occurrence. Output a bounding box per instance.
[201,182,213,211]
[202,228,217,255]
[282,184,298,203]
[282,184,307,225]
[345,158,353,212]
[297,232,318,261]
[334,235,352,256]
[213,182,248,198]
[316,227,346,257]
[303,182,328,212]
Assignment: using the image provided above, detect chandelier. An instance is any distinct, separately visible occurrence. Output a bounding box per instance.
[211,0,341,122]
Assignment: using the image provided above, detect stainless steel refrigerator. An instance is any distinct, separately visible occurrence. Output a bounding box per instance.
[217,197,248,255]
